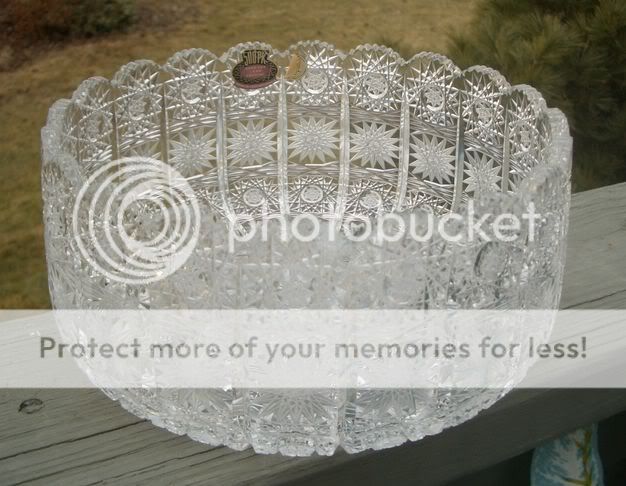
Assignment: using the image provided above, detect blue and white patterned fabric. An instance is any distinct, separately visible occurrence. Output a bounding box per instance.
[531,425,604,486]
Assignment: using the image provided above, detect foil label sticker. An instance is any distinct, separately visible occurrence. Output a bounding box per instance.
[285,52,307,81]
[233,49,278,89]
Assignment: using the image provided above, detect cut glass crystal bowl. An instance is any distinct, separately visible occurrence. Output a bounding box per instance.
[41,42,572,455]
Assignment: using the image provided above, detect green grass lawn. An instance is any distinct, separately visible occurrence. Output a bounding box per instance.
[0,0,476,308]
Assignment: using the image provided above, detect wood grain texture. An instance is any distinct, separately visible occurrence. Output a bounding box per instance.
[1,183,625,486]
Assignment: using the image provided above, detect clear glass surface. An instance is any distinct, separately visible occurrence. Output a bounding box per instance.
[41,42,572,455]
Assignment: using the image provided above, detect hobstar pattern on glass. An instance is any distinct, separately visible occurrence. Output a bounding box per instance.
[41,41,572,456]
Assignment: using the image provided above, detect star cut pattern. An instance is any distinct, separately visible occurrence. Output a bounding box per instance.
[405,55,460,128]
[288,43,343,106]
[461,71,507,147]
[464,151,501,194]
[289,117,339,163]
[346,47,403,111]
[351,122,398,170]
[230,178,279,214]
[410,134,456,183]
[252,390,338,425]
[113,61,162,139]
[169,128,216,176]
[121,139,161,159]
[346,179,395,215]
[289,176,337,213]
[227,120,277,166]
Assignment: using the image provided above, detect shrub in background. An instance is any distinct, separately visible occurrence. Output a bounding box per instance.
[448,0,626,191]
[73,0,136,37]
[2,0,136,43]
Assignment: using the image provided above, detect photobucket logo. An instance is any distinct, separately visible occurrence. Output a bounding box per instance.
[72,157,200,284]
[227,201,540,252]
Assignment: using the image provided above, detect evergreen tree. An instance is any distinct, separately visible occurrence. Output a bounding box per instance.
[449,0,626,191]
